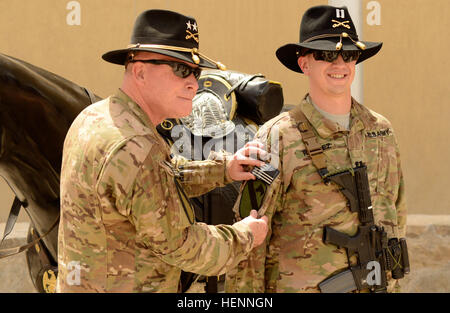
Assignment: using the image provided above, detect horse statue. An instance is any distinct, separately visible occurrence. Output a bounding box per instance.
[0,54,284,293]
[0,53,100,292]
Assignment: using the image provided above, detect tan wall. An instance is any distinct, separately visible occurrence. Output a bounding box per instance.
[362,0,450,215]
[0,0,448,224]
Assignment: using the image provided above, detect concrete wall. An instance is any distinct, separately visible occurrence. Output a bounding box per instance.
[0,0,449,226]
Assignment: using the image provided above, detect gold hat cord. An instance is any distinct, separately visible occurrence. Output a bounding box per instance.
[127,44,226,70]
[336,32,366,51]
[302,33,366,51]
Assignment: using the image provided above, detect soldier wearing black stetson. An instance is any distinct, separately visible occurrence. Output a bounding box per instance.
[57,9,269,293]
[225,5,410,293]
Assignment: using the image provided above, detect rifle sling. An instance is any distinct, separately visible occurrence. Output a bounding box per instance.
[289,107,329,177]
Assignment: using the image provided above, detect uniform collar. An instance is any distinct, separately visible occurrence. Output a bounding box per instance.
[350,98,379,129]
[112,89,161,139]
[300,94,378,138]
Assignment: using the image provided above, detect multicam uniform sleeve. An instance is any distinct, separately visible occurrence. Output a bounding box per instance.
[225,121,284,292]
[389,132,408,293]
[394,135,407,239]
[98,137,254,276]
[171,151,232,198]
[225,178,283,292]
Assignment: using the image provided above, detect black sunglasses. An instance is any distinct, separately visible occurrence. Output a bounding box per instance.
[303,50,361,63]
[129,59,202,80]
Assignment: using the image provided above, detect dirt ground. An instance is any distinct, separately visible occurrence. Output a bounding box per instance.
[0,223,448,293]
[401,224,450,292]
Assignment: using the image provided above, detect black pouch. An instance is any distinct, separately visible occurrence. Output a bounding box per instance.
[386,238,410,279]
[202,70,284,125]
[233,75,284,125]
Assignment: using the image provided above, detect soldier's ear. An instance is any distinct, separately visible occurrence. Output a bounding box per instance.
[132,62,146,85]
[298,56,309,75]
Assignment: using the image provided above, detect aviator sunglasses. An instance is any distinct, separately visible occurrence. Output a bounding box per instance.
[302,49,361,63]
[128,59,202,80]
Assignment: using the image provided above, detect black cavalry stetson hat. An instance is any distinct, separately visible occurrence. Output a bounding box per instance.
[276,5,382,73]
[102,9,226,70]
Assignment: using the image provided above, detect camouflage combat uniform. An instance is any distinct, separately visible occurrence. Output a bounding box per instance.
[56,89,254,292]
[225,95,407,292]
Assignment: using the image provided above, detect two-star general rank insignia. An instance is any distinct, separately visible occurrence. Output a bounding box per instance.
[185,20,199,43]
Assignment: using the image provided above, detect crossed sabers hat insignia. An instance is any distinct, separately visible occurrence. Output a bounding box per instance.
[186,20,199,43]
[332,19,351,29]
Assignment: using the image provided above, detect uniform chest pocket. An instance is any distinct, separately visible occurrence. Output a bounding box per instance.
[158,161,195,227]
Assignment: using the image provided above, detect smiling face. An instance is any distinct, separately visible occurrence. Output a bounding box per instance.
[298,51,356,99]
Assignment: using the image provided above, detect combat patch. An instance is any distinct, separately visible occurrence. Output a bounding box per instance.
[239,163,279,217]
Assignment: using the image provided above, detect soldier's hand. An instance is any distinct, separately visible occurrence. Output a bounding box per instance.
[240,210,269,248]
[227,141,267,181]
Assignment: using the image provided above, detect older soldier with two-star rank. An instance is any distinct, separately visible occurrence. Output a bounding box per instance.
[225,5,410,293]
[56,9,269,293]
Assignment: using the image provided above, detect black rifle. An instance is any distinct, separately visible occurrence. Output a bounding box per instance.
[319,162,410,293]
